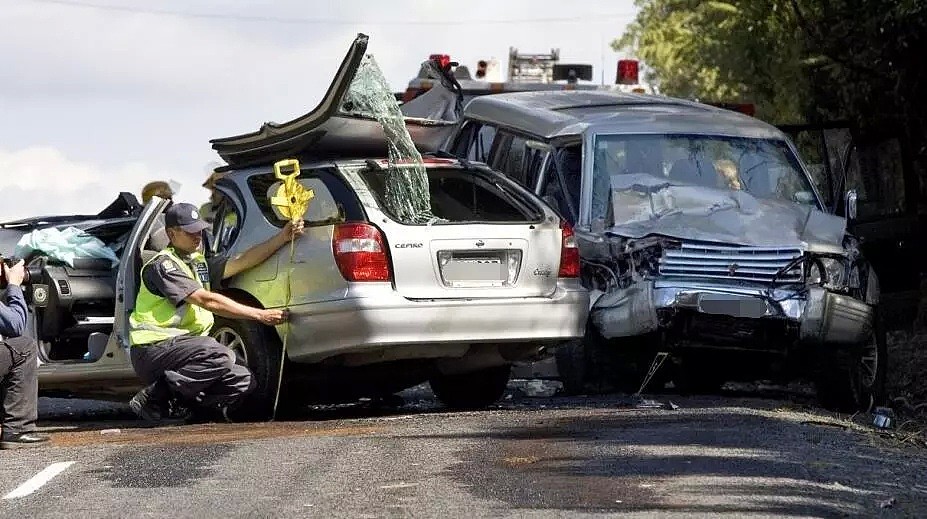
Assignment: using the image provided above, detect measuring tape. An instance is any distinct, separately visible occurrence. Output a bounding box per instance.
[268,158,314,420]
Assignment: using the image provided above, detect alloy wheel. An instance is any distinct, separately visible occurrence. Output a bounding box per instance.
[213,326,249,367]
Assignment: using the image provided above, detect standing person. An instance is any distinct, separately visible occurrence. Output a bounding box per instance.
[141,181,175,205]
[0,260,49,449]
[199,171,227,225]
[128,203,303,422]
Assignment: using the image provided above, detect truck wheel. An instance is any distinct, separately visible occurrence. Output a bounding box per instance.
[211,317,285,421]
[815,309,887,412]
[429,365,511,410]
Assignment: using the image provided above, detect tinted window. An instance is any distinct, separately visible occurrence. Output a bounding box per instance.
[466,124,498,163]
[491,132,529,185]
[540,146,581,225]
[845,139,907,219]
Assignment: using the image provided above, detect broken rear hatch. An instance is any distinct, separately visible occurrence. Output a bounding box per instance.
[343,160,565,300]
[210,33,461,168]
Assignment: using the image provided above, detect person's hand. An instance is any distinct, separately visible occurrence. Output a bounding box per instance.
[281,219,305,242]
[3,259,26,286]
[256,308,287,326]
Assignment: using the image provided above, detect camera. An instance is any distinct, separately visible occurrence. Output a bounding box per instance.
[0,256,40,289]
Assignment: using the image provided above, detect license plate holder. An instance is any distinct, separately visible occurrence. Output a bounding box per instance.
[697,294,767,319]
[440,252,507,288]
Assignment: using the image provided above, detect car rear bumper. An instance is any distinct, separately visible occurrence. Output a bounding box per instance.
[280,281,589,363]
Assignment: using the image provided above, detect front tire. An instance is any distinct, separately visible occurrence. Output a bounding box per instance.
[815,308,887,412]
[211,317,284,420]
[429,365,511,410]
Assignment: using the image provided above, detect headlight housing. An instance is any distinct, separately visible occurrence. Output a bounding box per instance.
[807,257,848,289]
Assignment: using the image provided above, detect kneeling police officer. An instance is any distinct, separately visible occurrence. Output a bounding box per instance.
[128,203,303,422]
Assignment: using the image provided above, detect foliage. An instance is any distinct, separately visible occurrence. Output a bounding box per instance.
[617,0,927,135]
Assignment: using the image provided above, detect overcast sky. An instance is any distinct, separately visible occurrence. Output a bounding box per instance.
[0,0,637,220]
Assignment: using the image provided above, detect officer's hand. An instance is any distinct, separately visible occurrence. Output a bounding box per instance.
[3,259,26,286]
[256,309,287,326]
[281,219,305,241]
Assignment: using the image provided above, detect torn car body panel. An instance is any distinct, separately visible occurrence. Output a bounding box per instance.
[210,33,460,169]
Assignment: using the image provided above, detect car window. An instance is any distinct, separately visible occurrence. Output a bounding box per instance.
[540,146,581,225]
[466,124,498,163]
[490,132,529,185]
[246,171,345,228]
[591,134,818,214]
[211,197,240,254]
[845,138,907,219]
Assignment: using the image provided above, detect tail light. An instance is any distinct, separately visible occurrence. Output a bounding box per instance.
[558,221,580,278]
[333,223,391,282]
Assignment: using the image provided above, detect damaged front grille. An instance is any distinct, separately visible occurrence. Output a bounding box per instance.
[659,242,802,284]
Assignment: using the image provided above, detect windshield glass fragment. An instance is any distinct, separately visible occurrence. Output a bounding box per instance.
[341,55,436,224]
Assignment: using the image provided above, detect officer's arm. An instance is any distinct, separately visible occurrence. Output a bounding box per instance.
[222,220,303,280]
[0,285,28,337]
[185,289,265,321]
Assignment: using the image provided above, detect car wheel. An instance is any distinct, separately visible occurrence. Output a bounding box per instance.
[815,308,887,412]
[429,365,511,410]
[211,317,284,421]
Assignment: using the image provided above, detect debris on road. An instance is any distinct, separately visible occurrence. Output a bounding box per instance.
[872,407,896,430]
[631,394,679,411]
[879,497,897,509]
[99,429,122,435]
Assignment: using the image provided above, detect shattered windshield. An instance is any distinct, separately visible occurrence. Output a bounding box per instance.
[590,134,817,224]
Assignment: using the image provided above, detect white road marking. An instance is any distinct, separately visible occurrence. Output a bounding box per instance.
[3,462,75,500]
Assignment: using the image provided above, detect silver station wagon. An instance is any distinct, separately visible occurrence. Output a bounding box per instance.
[20,34,588,417]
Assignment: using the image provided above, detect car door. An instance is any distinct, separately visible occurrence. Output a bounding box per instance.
[782,122,922,326]
[35,197,168,396]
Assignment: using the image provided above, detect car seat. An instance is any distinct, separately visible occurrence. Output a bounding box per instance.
[142,213,169,264]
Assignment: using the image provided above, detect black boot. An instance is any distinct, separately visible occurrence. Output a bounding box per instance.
[129,379,169,422]
[1,432,50,449]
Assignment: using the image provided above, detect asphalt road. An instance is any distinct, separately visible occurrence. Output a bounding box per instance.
[2,382,924,518]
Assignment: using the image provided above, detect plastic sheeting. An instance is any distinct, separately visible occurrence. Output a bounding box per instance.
[15,226,119,267]
[342,55,435,224]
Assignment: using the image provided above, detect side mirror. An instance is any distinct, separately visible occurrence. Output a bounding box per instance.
[845,190,858,220]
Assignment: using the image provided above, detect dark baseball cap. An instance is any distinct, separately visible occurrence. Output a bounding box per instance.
[164,203,210,233]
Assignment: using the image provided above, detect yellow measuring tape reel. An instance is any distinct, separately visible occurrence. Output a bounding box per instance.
[268,158,313,420]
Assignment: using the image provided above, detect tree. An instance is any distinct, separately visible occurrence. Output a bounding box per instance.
[615,0,810,124]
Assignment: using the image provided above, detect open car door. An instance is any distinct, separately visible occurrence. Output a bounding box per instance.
[210,33,463,169]
[34,197,169,399]
[780,122,923,327]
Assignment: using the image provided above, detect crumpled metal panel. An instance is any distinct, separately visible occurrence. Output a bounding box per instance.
[342,55,435,224]
[589,282,659,338]
[603,174,846,249]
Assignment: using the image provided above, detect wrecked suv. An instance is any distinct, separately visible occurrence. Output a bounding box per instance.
[447,90,885,411]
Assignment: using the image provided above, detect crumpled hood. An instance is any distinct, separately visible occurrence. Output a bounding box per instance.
[604,174,846,249]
